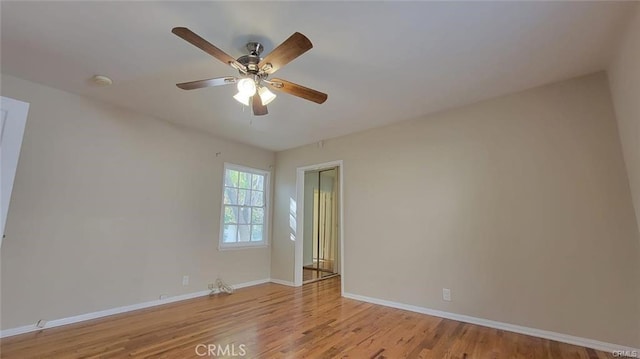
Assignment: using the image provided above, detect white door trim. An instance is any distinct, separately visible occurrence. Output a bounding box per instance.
[294,160,344,294]
[1,96,30,247]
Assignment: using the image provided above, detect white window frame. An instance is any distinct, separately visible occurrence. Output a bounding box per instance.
[218,163,270,250]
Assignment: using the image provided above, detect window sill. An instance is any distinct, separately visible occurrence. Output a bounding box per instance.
[218,243,269,251]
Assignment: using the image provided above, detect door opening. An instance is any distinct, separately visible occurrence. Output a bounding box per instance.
[302,167,339,283]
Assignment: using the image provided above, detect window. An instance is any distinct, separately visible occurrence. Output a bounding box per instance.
[219,163,269,249]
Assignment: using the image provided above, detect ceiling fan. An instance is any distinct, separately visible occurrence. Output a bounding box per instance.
[172,27,328,116]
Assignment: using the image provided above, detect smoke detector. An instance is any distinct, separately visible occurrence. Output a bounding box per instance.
[91,75,113,86]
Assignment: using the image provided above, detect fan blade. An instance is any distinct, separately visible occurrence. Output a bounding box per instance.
[176,77,237,90]
[268,78,327,104]
[252,95,268,116]
[172,27,245,71]
[258,32,312,75]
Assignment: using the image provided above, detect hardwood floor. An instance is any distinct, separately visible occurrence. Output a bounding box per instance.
[303,268,338,282]
[1,277,615,358]
[303,267,323,281]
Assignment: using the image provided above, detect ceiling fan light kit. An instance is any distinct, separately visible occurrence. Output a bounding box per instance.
[258,86,276,106]
[233,92,251,107]
[236,78,257,96]
[172,27,328,116]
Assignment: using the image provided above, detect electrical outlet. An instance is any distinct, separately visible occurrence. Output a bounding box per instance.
[182,275,189,286]
[159,294,168,300]
[442,288,452,302]
[36,319,47,328]
[208,283,215,290]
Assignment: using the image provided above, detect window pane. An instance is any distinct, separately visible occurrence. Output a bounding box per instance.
[238,207,251,224]
[225,170,239,188]
[223,225,237,243]
[251,225,263,242]
[221,166,269,249]
[238,189,251,206]
[224,206,238,224]
[251,190,264,207]
[252,208,264,224]
[238,225,250,242]
[252,174,264,191]
[239,172,252,189]
[224,188,238,205]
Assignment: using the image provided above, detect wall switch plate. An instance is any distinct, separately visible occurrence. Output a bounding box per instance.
[182,275,189,286]
[442,288,452,302]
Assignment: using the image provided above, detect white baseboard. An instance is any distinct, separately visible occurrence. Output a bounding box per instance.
[233,278,272,290]
[343,292,639,355]
[0,278,271,338]
[269,278,296,287]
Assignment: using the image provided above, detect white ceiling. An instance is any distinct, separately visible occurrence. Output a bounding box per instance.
[1,1,634,151]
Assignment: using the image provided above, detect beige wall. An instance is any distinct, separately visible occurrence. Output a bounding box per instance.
[608,4,640,347]
[609,3,640,235]
[272,73,640,347]
[0,74,274,330]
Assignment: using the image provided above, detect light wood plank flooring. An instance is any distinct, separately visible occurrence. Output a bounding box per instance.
[303,268,338,282]
[0,277,615,358]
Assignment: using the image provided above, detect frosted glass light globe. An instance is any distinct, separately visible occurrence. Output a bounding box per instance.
[237,78,257,96]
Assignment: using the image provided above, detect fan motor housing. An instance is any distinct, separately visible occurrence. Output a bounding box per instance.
[237,42,264,74]
[237,54,261,73]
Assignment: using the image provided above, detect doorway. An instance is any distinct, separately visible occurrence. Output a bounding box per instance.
[302,168,339,283]
[294,160,344,290]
